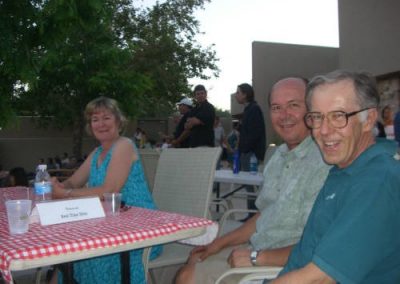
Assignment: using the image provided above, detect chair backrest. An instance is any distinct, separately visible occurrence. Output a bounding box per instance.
[138,149,161,193]
[152,147,222,218]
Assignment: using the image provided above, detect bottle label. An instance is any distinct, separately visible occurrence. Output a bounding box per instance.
[34,182,52,195]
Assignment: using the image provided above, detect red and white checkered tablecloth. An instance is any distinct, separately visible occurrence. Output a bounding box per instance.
[0,187,212,283]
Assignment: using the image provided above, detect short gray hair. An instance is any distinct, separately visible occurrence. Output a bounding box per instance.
[306,70,380,111]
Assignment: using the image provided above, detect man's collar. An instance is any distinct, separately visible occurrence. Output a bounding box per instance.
[331,142,382,176]
[279,136,313,159]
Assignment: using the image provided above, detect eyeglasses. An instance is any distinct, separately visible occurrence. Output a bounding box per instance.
[304,108,372,129]
[270,101,304,113]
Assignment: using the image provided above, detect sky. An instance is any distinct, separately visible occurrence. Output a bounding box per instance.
[141,0,339,110]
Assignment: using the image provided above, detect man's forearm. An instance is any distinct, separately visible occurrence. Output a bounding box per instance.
[258,245,294,267]
[174,129,191,145]
[218,213,259,249]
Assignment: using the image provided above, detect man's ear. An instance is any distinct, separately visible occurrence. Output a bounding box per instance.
[363,108,378,132]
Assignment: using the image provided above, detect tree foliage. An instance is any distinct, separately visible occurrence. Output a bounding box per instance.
[0,0,219,157]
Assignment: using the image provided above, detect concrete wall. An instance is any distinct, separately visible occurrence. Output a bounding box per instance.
[0,117,97,172]
[0,117,170,173]
[252,0,400,145]
[252,42,339,144]
[338,0,400,75]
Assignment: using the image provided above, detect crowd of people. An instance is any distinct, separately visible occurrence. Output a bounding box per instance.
[1,70,400,284]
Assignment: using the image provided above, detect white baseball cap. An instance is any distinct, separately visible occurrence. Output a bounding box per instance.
[177,98,193,107]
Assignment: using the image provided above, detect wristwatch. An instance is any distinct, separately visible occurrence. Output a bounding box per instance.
[250,250,260,266]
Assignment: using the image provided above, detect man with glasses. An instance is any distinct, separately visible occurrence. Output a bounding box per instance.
[273,70,400,284]
[175,77,331,284]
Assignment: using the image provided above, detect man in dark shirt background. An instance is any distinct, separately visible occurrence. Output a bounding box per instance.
[185,84,216,147]
[236,83,266,219]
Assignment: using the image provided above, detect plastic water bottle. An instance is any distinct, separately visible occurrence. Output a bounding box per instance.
[34,164,52,201]
[250,154,258,175]
[232,150,240,174]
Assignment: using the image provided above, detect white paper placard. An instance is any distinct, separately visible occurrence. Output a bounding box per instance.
[36,197,105,226]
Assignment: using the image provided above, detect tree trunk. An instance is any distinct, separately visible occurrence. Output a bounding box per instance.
[72,115,84,160]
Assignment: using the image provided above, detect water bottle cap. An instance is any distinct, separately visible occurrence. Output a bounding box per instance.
[38,164,47,171]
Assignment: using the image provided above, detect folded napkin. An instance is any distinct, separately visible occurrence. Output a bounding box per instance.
[29,206,40,224]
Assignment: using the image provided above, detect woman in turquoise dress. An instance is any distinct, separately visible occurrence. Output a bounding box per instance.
[51,96,161,284]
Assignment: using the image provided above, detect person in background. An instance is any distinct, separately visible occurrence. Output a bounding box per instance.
[47,157,57,170]
[381,105,395,139]
[54,156,62,169]
[213,116,227,167]
[0,165,9,186]
[394,93,400,156]
[133,127,143,147]
[8,167,29,187]
[273,70,400,284]
[50,96,161,284]
[226,121,240,165]
[61,153,69,168]
[214,116,225,148]
[171,97,193,148]
[185,85,216,147]
[235,83,266,219]
[175,77,330,284]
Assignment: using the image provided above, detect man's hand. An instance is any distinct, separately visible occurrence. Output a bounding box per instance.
[170,139,179,147]
[227,247,252,268]
[185,117,202,130]
[189,241,221,262]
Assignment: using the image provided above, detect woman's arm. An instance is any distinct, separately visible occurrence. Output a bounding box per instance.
[53,138,135,199]
[61,151,94,189]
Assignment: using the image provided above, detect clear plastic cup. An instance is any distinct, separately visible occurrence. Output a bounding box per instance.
[103,193,122,216]
[5,199,32,234]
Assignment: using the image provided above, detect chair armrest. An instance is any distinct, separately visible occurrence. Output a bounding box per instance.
[215,266,283,284]
[218,209,258,237]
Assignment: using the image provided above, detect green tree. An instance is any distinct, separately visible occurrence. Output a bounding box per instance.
[0,0,40,127]
[2,0,219,157]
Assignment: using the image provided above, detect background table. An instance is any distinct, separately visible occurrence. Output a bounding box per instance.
[0,187,212,283]
[214,169,264,187]
[213,170,264,212]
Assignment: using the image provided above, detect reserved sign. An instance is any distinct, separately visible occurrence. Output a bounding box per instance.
[36,197,105,226]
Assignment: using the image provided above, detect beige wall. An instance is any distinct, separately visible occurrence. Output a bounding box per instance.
[252,42,339,145]
[338,0,400,75]
[0,117,97,172]
[252,0,400,145]
[0,117,170,172]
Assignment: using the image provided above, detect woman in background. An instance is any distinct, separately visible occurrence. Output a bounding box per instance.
[382,105,395,140]
[8,167,29,187]
[51,96,161,284]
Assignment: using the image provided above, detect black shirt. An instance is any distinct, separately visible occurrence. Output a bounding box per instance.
[188,100,215,147]
[174,112,191,148]
[238,101,266,161]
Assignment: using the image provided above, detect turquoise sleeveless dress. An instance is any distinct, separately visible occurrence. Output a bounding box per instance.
[63,141,162,284]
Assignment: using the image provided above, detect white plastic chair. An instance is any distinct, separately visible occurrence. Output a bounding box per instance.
[138,148,161,193]
[215,266,283,284]
[142,147,222,283]
[213,208,283,283]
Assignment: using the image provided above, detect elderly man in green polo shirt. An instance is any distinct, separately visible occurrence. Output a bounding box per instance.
[175,77,331,284]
